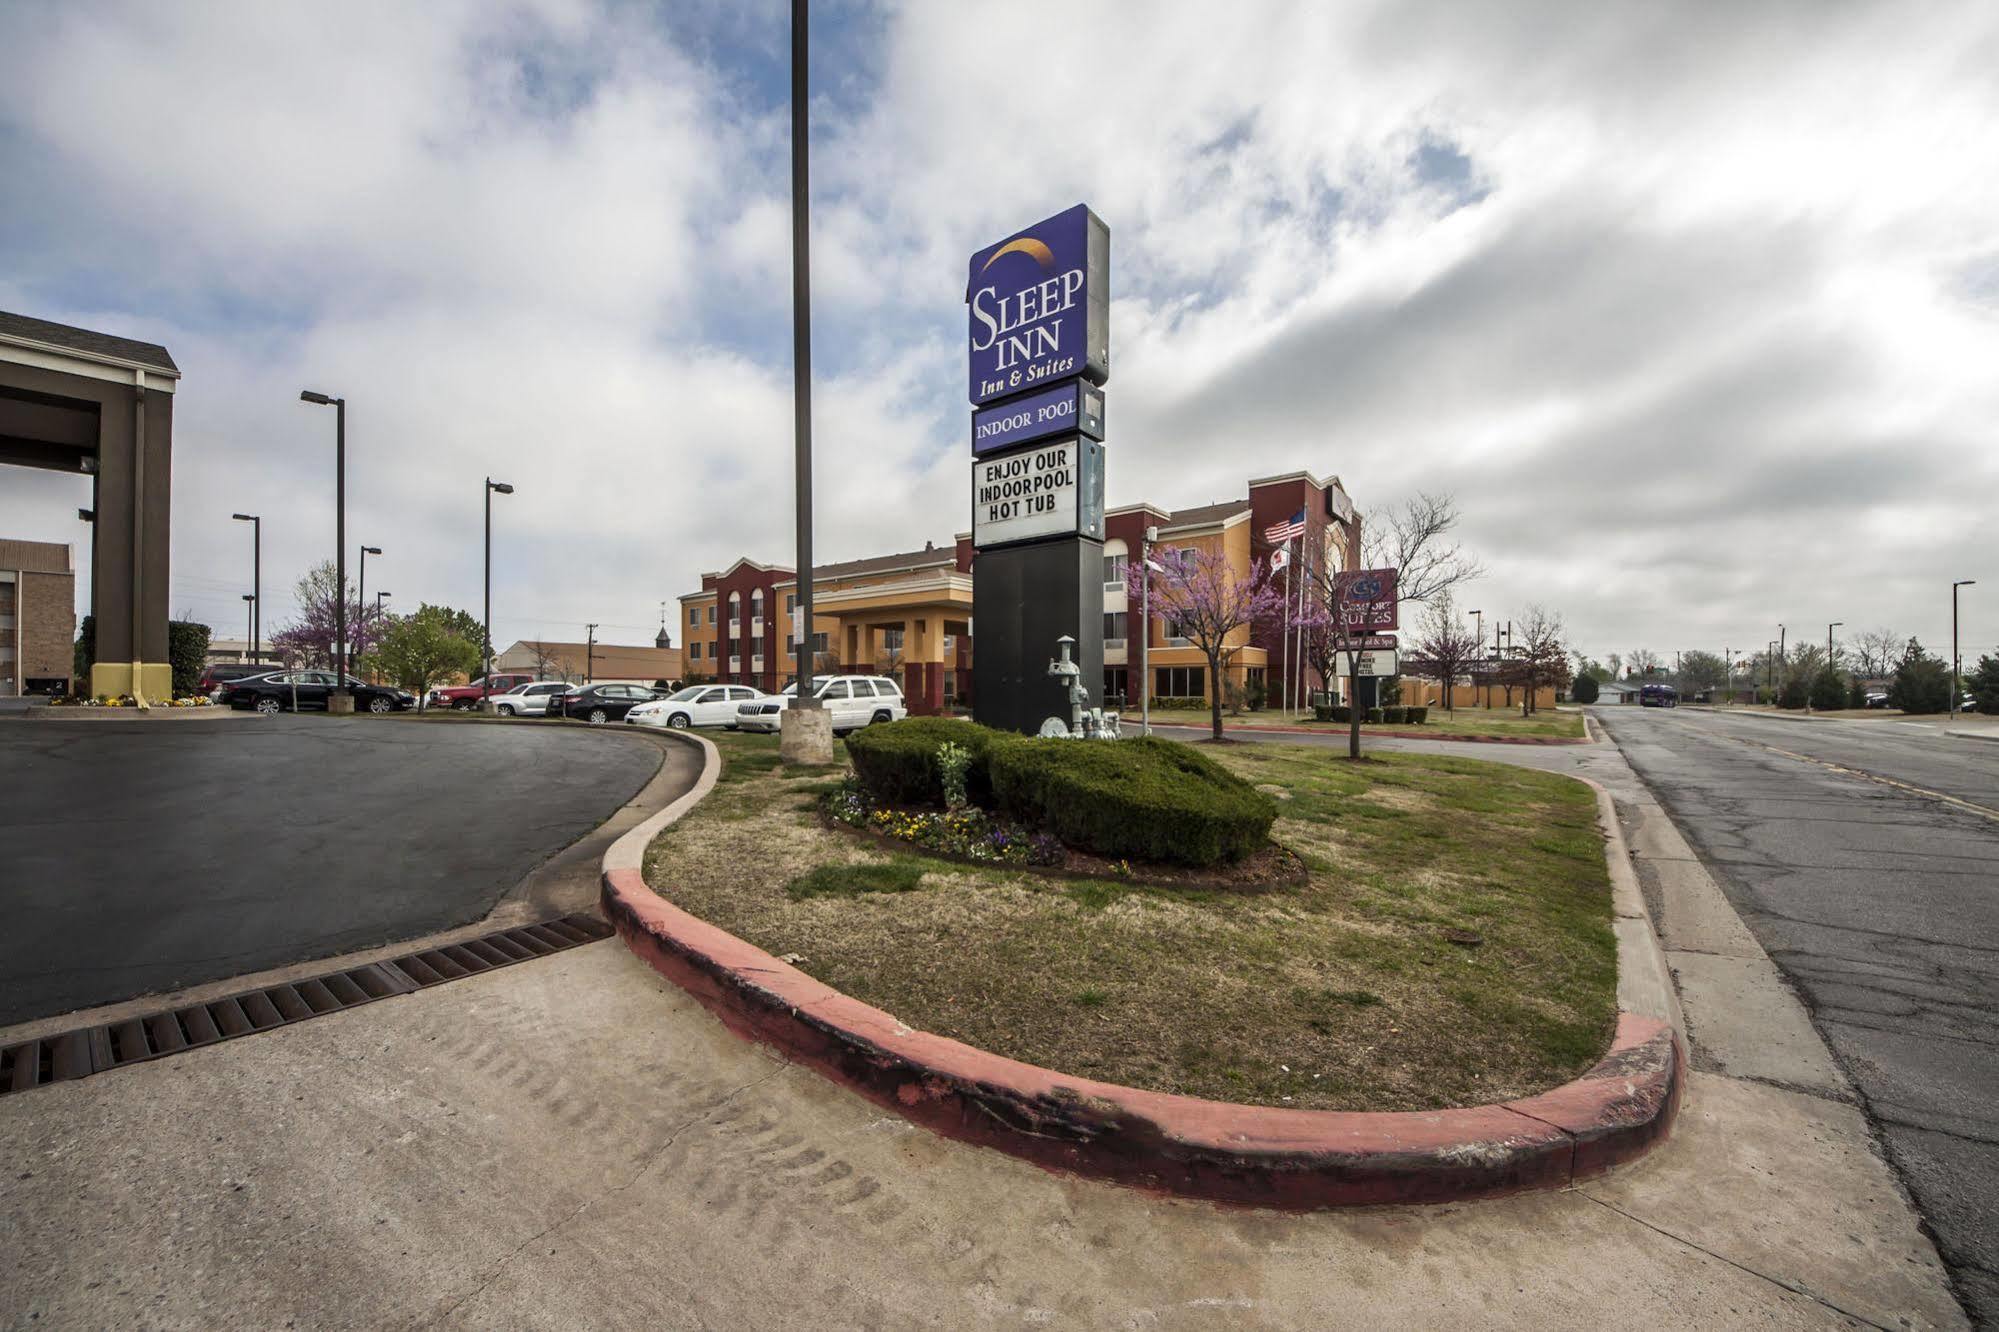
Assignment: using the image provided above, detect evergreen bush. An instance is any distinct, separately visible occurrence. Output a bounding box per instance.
[1809,667,1846,712]
[1406,706,1429,723]
[1571,674,1599,704]
[1383,706,1408,723]
[1365,707,1385,723]
[988,736,1275,866]
[846,717,1004,806]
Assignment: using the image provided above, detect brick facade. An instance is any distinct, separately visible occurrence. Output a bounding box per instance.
[0,539,76,695]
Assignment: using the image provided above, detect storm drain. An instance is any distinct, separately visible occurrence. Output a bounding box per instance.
[0,912,614,1098]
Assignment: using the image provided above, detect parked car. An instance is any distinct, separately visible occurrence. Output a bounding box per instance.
[198,663,280,699]
[545,682,663,724]
[628,684,767,730]
[1864,691,1891,709]
[428,673,540,710]
[489,681,575,717]
[225,670,412,714]
[735,675,906,735]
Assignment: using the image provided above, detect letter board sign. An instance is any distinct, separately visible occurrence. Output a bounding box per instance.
[972,379,1104,456]
[966,204,1110,406]
[972,436,1104,549]
[1336,650,1399,677]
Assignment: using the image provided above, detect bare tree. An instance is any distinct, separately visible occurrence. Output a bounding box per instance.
[1409,592,1481,712]
[1359,491,1484,607]
[1517,605,1569,716]
[1627,648,1661,678]
[1853,628,1900,679]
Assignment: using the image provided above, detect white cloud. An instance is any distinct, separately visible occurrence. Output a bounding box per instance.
[2,0,1995,663]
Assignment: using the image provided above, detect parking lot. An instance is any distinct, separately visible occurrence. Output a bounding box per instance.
[0,715,661,1027]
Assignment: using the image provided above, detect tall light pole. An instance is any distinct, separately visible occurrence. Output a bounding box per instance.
[232,513,261,665]
[299,391,348,704]
[484,479,513,706]
[1953,581,1976,721]
[1140,525,1158,735]
[1827,622,1842,671]
[585,622,598,684]
[1468,609,1483,708]
[358,545,381,660]
[242,594,256,662]
[1777,623,1786,688]
[786,0,824,754]
[376,591,391,615]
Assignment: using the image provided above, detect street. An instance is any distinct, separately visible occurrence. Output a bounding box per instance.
[0,717,660,1027]
[1594,707,1999,1323]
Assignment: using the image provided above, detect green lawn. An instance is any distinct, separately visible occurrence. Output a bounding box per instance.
[1216,705,1587,740]
[645,731,1616,1112]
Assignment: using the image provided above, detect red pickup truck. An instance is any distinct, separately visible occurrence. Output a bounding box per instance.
[428,673,539,710]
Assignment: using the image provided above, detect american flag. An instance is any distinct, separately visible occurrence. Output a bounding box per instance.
[1264,509,1306,543]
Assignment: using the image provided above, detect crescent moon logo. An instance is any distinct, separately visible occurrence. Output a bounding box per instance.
[980,237,1055,272]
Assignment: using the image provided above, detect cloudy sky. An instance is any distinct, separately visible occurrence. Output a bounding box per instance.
[2,0,1994,666]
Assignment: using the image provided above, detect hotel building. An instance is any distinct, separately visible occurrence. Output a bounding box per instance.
[678,470,1359,716]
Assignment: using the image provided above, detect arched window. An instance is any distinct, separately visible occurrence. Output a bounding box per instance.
[750,590,764,622]
[1102,537,1128,587]
[727,591,742,632]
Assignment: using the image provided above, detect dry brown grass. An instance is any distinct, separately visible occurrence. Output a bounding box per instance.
[646,732,1616,1113]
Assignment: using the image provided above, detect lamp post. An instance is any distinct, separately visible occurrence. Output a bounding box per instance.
[483,479,513,707]
[1468,610,1483,708]
[1777,623,1786,691]
[783,0,826,761]
[585,623,598,684]
[1826,622,1842,673]
[376,591,391,615]
[232,513,261,665]
[1953,581,1976,721]
[358,545,381,660]
[242,594,255,662]
[299,391,348,706]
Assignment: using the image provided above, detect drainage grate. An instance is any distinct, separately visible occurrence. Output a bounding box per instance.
[0,912,614,1098]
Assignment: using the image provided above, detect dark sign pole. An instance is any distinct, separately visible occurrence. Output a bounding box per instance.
[790,0,817,713]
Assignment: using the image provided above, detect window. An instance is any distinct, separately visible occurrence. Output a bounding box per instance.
[1154,666,1205,698]
[821,680,852,700]
[1104,666,1128,700]
[689,609,700,629]
[811,632,828,653]
[851,680,878,697]
[1103,552,1127,586]
[706,606,716,626]
[872,678,901,696]
[730,688,756,700]
[882,627,904,651]
[785,594,796,613]
[750,591,764,619]
[784,634,795,653]
[1103,611,1128,641]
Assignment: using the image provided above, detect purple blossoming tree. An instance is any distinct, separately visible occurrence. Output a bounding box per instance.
[1127,547,1285,741]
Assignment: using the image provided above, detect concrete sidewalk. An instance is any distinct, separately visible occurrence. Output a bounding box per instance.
[0,735,1966,1328]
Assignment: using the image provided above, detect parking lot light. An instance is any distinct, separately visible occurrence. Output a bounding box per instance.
[484,479,513,707]
[300,391,349,703]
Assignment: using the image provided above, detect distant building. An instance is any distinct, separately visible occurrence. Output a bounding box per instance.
[493,639,683,686]
[0,538,76,696]
[1595,680,1641,704]
[676,469,1362,715]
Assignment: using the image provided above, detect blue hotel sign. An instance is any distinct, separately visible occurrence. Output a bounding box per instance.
[966,203,1109,406]
[971,379,1105,456]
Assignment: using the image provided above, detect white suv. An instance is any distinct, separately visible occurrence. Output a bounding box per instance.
[736,675,908,735]
[490,681,574,717]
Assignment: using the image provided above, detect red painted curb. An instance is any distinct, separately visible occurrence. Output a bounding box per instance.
[1150,721,1591,745]
[603,865,1682,1208]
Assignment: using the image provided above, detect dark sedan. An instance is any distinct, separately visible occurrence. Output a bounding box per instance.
[545,682,661,724]
[225,670,412,714]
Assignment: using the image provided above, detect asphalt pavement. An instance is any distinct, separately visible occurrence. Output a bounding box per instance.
[0,714,660,1027]
[1594,706,1999,1324]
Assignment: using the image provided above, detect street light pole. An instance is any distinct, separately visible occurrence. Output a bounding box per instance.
[242,594,255,662]
[299,392,348,703]
[1777,623,1786,692]
[484,479,513,706]
[377,591,391,615]
[1140,525,1158,736]
[585,623,598,684]
[231,513,261,664]
[1953,581,1976,721]
[1827,622,1842,672]
[358,545,381,660]
[1468,610,1483,708]
[786,0,823,752]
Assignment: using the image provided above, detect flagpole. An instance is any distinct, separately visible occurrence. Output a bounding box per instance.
[1294,535,1307,714]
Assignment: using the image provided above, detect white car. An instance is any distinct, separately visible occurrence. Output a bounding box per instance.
[628,684,766,729]
[489,681,574,717]
[736,675,907,735]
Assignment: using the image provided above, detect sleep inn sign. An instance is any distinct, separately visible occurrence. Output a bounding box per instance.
[966,204,1109,406]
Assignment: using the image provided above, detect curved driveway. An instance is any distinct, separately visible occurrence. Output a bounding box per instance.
[0,715,659,1027]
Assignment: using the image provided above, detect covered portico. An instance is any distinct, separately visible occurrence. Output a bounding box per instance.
[814,572,974,716]
[0,312,179,702]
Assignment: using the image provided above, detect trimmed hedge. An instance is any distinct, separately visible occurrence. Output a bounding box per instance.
[1406,706,1429,723]
[1382,706,1407,723]
[1365,708,1385,723]
[846,717,1003,806]
[989,736,1275,867]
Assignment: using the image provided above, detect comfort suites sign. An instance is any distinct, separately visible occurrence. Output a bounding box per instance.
[966,204,1110,406]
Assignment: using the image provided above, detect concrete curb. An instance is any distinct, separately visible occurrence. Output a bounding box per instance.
[603,735,1683,1208]
[1946,728,1999,745]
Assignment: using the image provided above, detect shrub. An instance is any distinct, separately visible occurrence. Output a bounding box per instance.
[1245,678,1267,711]
[989,736,1275,866]
[1312,704,1335,722]
[1809,667,1846,712]
[1365,708,1385,723]
[1777,673,1810,710]
[846,717,1005,806]
[1383,706,1407,724]
[1571,674,1600,704]
[1845,677,1869,710]
[937,741,971,810]
[1971,654,1999,716]
[1888,645,1952,714]
[1406,706,1429,723]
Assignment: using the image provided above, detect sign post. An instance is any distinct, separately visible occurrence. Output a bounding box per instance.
[1333,568,1400,759]
[966,204,1112,735]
